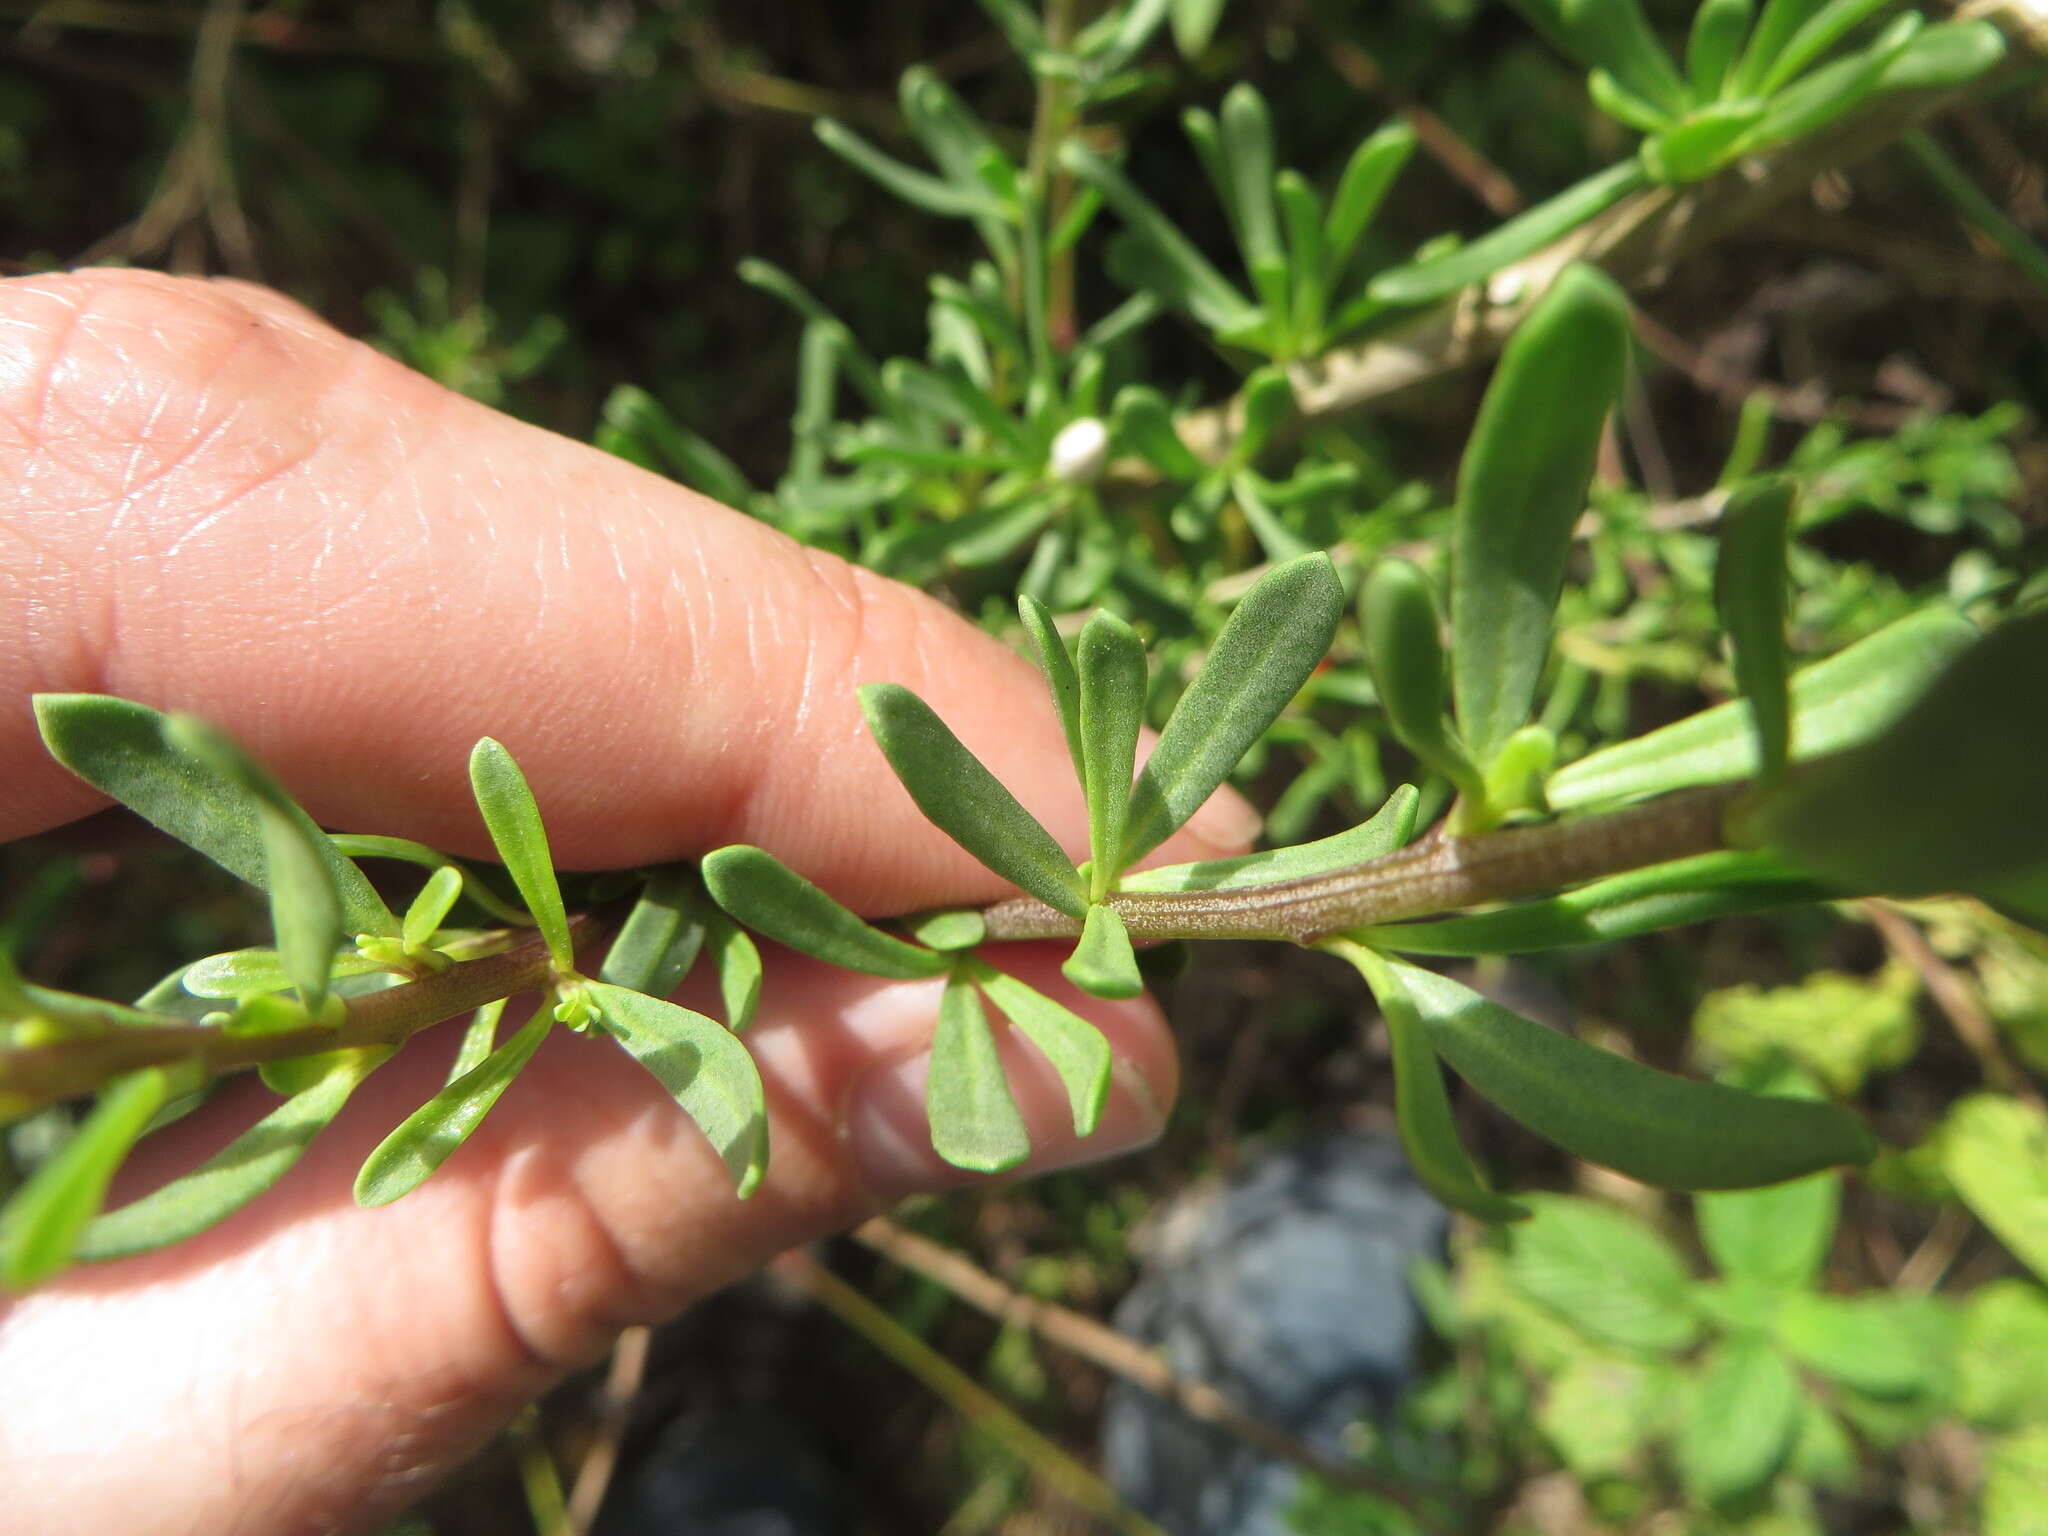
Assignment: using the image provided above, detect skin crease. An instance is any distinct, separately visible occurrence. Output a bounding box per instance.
[0,269,1257,1534]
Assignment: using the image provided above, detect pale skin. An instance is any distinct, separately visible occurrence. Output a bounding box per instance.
[0,269,1257,1534]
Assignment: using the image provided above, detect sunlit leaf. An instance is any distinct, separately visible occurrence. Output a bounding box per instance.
[701,845,946,979]
[600,868,706,998]
[1450,265,1631,767]
[402,865,465,952]
[975,964,1113,1137]
[33,694,394,936]
[354,1012,553,1206]
[928,970,1031,1173]
[1676,1337,1805,1505]
[448,1000,507,1083]
[1943,1093,2048,1287]
[1547,606,1976,810]
[1122,552,1344,864]
[589,982,768,1196]
[1686,0,1755,99]
[706,909,764,1033]
[1063,904,1143,1000]
[1018,593,1087,782]
[1742,609,2048,899]
[1368,160,1649,306]
[469,739,574,972]
[1063,141,1260,332]
[860,683,1088,917]
[1698,1172,1838,1292]
[908,909,987,952]
[1,1068,172,1288]
[1509,1194,1701,1350]
[80,1049,388,1260]
[1120,785,1420,894]
[1379,957,1877,1187]
[1219,85,1288,326]
[1076,611,1147,897]
[1757,0,1898,94]
[814,118,1003,219]
[1325,121,1417,273]
[1515,0,1690,115]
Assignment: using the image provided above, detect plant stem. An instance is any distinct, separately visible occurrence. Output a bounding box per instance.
[0,917,601,1110]
[981,784,1743,944]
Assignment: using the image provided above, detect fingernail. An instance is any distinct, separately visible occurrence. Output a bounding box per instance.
[847,1052,1167,1204]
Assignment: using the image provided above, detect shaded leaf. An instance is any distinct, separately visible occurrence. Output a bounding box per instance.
[1076,611,1148,897]
[1548,606,1977,810]
[1362,557,1481,793]
[1122,553,1344,864]
[80,1049,388,1260]
[1715,478,1797,783]
[600,868,706,997]
[1063,141,1259,332]
[469,739,574,971]
[1,1068,172,1288]
[975,964,1112,1137]
[33,694,394,936]
[1676,1336,1805,1506]
[815,118,1002,219]
[590,982,768,1196]
[1018,593,1087,782]
[908,909,987,952]
[701,845,946,980]
[448,999,507,1084]
[706,910,763,1033]
[1381,957,1877,1187]
[861,683,1088,917]
[354,1012,553,1206]
[1063,904,1143,1000]
[1450,265,1631,767]
[929,970,1031,1173]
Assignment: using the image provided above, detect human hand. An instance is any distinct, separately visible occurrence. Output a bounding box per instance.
[0,270,1254,1533]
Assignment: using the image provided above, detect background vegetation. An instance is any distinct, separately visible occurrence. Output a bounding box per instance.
[3,1,2046,1531]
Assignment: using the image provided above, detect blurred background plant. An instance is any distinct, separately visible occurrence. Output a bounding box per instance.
[3,0,2046,1532]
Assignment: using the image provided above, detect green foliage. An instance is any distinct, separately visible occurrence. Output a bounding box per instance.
[1693,960,1921,1095]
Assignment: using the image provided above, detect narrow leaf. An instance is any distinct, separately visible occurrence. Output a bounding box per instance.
[448,1000,507,1083]
[1548,607,1977,810]
[975,964,1113,1137]
[1063,904,1143,1000]
[1343,943,1527,1220]
[1219,85,1287,323]
[1,1068,171,1288]
[1519,0,1690,114]
[1760,0,1898,94]
[402,865,465,952]
[701,845,946,979]
[1451,264,1632,766]
[1120,785,1420,894]
[182,946,391,998]
[1325,121,1417,273]
[908,909,987,951]
[1062,141,1259,332]
[1731,0,1830,96]
[1362,558,1481,792]
[1077,612,1148,897]
[354,1012,553,1206]
[1687,0,1755,98]
[707,909,764,1033]
[1359,850,1833,954]
[814,118,1001,219]
[1111,386,1205,482]
[1640,101,1768,183]
[599,868,706,997]
[1742,610,2048,899]
[1122,552,1345,864]
[468,739,573,971]
[589,982,768,1196]
[33,695,394,936]
[1380,957,1877,1187]
[80,1049,387,1260]
[929,970,1031,1173]
[329,835,530,925]
[1714,477,1797,784]
[1368,160,1650,306]
[1018,593,1087,782]
[860,684,1088,917]
[1738,13,1921,153]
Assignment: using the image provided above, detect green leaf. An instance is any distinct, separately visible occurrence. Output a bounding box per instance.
[1,1068,172,1288]
[181,946,391,998]
[1687,0,1756,99]
[1345,944,1528,1220]
[468,739,574,972]
[33,695,394,937]
[1729,0,1829,95]
[1507,1194,1701,1350]
[1877,19,2005,92]
[701,845,947,979]
[600,868,706,997]
[1122,552,1345,865]
[1539,1357,1672,1479]
[79,1049,388,1260]
[448,1000,507,1083]
[1698,1172,1838,1292]
[1758,0,1898,94]
[908,909,988,952]
[1640,100,1768,183]
[705,909,763,1033]
[1076,612,1148,898]
[975,964,1113,1137]
[589,982,769,1196]
[1741,610,2048,899]
[1219,85,1288,326]
[814,118,1002,220]
[1676,1336,1805,1506]
[1738,12,1921,153]
[354,1012,553,1206]
[1119,785,1420,894]
[1326,122,1418,273]
[1957,1280,2048,1430]
[1062,141,1259,333]
[1985,1426,2048,1536]
[1111,385,1205,482]
[1547,606,1976,810]
[1368,159,1649,306]
[1775,1290,1955,1396]
[328,835,531,926]
[402,865,465,952]
[1361,558,1482,794]
[1450,265,1632,767]
[860,683,1088,918]
[1588,68,1675,133]
[1379,957,1877,1187]
[1063,904,1143,1000]
[1170,0,1226,57]
[1517,0,1690,115]
[1018,593,1087,783]
[1715,477,1798,785]
[928,970,1031,1173]
[1276,171,1326,348]
[1943,1093,2048,1287]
